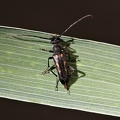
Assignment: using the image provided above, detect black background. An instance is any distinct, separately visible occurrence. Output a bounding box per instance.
[0,0,120,120]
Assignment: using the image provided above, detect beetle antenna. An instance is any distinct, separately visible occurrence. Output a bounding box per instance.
[59,14,93,37]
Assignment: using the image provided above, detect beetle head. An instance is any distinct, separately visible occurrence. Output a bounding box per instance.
[51,35,60,44]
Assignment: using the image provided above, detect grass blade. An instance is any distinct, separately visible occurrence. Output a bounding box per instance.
[0,26,120,117]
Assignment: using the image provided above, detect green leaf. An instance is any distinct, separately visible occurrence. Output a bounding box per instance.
[0,26,120,117]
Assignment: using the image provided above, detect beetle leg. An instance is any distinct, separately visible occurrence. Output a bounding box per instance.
[48,57,53,67]
[42,64,59,91]
[42,56,53,74]
[42,65,54,74]
[55,78,59,91]
[42,64,57,77]
[50,66,57,77]
[42,65,57,77]
[39,48,53,53]
[41,67,50,75]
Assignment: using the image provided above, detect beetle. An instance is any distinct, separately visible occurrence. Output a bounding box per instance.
[42,15,93,92]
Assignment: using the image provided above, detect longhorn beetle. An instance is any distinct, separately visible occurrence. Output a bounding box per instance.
[42,15,92,92]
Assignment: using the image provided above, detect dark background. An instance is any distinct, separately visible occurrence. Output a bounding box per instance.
[0,0,120,120]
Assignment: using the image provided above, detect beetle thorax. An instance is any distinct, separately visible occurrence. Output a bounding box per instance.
[53,44,63,54]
